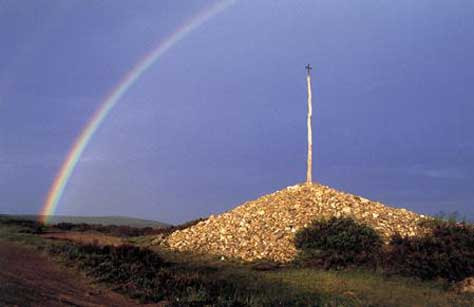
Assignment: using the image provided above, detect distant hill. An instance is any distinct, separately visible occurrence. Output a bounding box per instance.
[0,214,170,228]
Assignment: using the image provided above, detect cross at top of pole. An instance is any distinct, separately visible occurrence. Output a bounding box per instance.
[305,64,312,75]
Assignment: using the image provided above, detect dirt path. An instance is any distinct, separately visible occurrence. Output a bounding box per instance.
[0,240,145,306]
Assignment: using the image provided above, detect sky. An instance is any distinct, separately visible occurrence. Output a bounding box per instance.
[1,0,473,224]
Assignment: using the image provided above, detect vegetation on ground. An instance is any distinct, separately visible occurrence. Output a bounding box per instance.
[47,242,327,305]
[1,215,474,306]
[0,214,168,228]
[295,216,474,282]
[385,221,474,281]
[0,215,205,238]
[295,217,382,269]
[51,217,206,237]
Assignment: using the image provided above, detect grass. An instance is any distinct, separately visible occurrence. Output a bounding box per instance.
[46,242,330,305]
[0,221,45,248]
[1,219,473,306]
[261,269,473,307]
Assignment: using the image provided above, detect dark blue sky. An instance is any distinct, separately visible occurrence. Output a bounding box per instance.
[1,0,473,224]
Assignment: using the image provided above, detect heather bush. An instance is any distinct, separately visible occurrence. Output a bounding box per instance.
[294,217,383,269]
[1,215,207,238]
[0,217,45,233]
[384,221,474,281]
[295,217,474,281]
[48,243,169,301]
[47,242,319,305]
[53,217,207,237]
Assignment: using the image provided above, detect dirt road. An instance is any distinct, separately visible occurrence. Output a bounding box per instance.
[0,240,143,306]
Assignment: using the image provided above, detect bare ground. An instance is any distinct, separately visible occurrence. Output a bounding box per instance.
[0,240,144,307]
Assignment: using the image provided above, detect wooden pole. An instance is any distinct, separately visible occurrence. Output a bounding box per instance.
[305,64,313,184]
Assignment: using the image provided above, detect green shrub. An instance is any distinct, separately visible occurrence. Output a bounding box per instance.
[0,217,45,234]
[47,242,320,305]
[384,221,474,281]
[51,217,207,238]
[294,217,383,269]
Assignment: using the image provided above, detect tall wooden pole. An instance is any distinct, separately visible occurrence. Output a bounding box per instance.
[305,64,313,184]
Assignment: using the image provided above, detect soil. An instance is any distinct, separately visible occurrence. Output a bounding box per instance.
[0,240,144,306]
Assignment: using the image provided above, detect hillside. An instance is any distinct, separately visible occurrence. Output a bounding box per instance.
[0,214,170,228]
[165,182,429,262]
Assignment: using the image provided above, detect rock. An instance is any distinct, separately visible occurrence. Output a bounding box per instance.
[151,234,165,245]
[164,182,430,263]
[453,277,474,293]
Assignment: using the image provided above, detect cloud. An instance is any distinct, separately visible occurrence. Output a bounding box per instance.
[421,168,465,179]
[328,164,467,180]
[408,165,466,180]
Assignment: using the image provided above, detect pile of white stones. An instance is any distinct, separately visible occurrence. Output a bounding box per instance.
[164,183,429,263]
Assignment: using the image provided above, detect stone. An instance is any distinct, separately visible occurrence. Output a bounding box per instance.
[453,277,474,293]
[164,182,430,263]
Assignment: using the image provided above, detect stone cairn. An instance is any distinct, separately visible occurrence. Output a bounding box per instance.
[164,183,429,263]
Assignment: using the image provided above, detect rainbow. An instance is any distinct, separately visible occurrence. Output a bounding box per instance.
[40,0,235,224]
